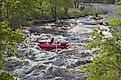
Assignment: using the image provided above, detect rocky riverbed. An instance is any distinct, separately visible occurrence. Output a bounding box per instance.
[5,19,111,80]
[5,19,94,80]
[4,4,118,80]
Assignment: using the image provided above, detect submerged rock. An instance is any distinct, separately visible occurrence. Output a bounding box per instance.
[54,77,63,80]
[4,16,98,80]
[5,57,23,71]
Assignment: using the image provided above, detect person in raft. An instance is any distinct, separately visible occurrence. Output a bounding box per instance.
[95,13,98,17]
[50,37,54,45]
[94,13,103,20]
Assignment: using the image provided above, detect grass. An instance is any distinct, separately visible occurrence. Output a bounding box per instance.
[68,7,107,18]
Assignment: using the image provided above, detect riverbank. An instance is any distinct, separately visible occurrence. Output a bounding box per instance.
[3,3,120,80]
[32,7,107,25]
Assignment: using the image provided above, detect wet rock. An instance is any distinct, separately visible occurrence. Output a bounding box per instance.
[54,77,63,80]
[22,48,40,60]
[66,59,87,68]
[34,52,57,61]
[9,16,100,80]
[5,57,23,71]
[42,66,76,80]
[14,69,23,74]
[53,57,65,66]
[80,51,92,58]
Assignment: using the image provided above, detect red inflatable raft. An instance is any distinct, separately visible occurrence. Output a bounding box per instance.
[38,41,70,49]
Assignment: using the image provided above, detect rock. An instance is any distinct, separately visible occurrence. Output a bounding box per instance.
[5,57,23,71]
[34,52,57,61]
[54,77,63,80]
[45,66,53,74]
[40,66,78,80]
[102,31,112,38]
[53,57,65,66]
[9,17,99,80]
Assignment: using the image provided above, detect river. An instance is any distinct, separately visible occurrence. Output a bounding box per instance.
[92,3,120,18]
[4,4,120,80]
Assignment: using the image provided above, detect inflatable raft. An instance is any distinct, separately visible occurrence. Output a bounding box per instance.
[38,41,70,49]
[89,16,103,20]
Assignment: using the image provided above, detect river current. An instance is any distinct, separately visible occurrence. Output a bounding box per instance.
[4,4,119,80]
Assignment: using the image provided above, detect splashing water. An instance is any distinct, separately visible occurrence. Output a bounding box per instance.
[5,9,114,80]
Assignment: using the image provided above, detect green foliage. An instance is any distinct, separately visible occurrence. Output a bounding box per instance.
[115,0,121,4]
[82,8,121,80]
[0,21,24,56]
[108,18,121,27]
[1,0,108,23]
[0,60,4,69]
[0,72,15,80]
[0,0,43,27]
[28,0,73,20]
[0,1,27,80]
[0,21,24,80]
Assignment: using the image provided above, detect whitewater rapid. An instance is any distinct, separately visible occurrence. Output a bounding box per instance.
[4,4,118,79]
[4,18,94,80]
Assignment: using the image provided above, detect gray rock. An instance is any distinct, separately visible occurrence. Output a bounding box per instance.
[54,77,63,80]
[5,57,23,71]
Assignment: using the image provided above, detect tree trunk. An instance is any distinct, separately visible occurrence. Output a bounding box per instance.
[73,1,77,8]
[50,7,57,21]
[64,8,69,18]
[49,0,57,21]
[40,1,44,19]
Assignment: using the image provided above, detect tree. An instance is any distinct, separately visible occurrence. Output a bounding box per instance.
[0,0,41,27]
[61,0,73,18]
[0,0,30,79]
[0,21,24,80]
[48,0,62,21]
[33,0,51,19]
[73,0,81,8]
[82,7,121,80]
